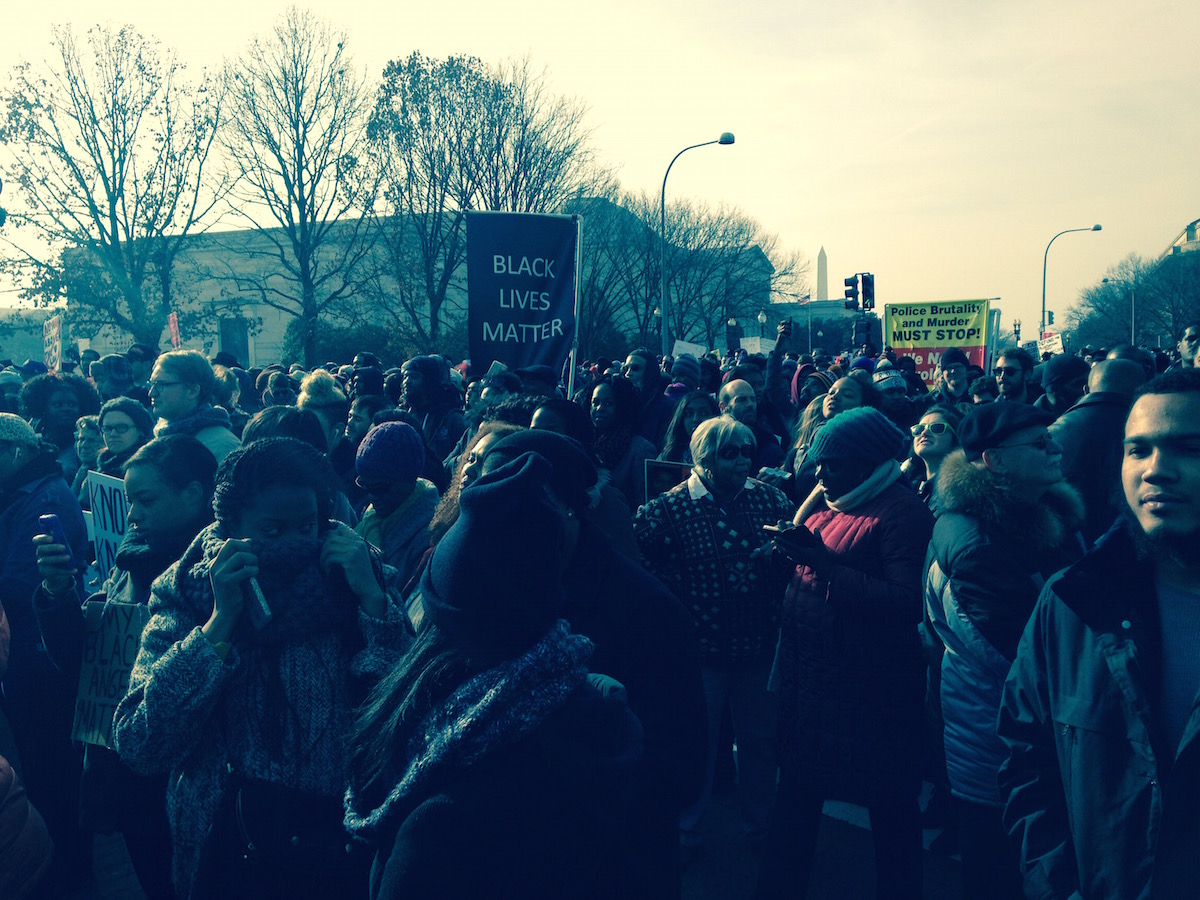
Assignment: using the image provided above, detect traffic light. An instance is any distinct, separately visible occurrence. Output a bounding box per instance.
[1047,310,1055,326]
[861,273,875,311]
[844,275,859,310]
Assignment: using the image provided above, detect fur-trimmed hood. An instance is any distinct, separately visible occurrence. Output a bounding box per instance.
[935,450,1085,551]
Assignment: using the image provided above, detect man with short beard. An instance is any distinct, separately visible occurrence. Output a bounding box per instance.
[998,369,1200,899]
[993,347,1039,404]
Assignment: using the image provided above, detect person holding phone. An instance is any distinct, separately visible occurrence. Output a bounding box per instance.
[756,406,935,899]
[35,434,216,900]
[113,437,409,900]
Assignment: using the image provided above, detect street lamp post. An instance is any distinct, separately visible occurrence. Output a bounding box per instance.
[1014,319,1022,345]
[757,309,767,340]
[1041,224,1101,338]
[660,133,735,359]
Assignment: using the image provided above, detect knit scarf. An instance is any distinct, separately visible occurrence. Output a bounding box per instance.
[155,404,232,439]
[827,459,903,513]
[190,527,360,648]
[592,427,634,469]
[115,526,199,591]
[343,621,591,839]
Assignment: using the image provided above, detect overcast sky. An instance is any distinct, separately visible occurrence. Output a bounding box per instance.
[3,0,1198,340]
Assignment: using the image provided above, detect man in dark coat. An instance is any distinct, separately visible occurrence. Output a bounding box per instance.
[1049,358,1145,543]
[998,369,1200,899]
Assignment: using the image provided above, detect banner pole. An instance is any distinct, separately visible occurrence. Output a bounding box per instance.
[567,214,582,400]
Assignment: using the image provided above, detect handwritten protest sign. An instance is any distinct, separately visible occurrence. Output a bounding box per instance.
[71,600,149,747]
[43,315,62,372]
[883,299,990,385]
[1037,332,1064,357]
[672,339,709,360]
[87,472,128,585]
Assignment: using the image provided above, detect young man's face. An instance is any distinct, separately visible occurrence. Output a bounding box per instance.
[1122,391,1200,544]
[621,354,648,393]
[1177,326,1199,367]
[940,363,968,397]
[994,356,1027,398]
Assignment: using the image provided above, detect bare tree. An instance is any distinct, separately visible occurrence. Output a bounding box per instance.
[659,198,808,350]
[0,24,227,346]
[362,53,608,354]
[474,57,602,213]
[361,53,494,354]
[220,6,372,366]
[1068,252,1200,351]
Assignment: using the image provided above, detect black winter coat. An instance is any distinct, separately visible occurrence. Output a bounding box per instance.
[999,526,1200,900]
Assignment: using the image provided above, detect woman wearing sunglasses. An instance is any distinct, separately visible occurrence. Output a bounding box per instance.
[635,414,795,851]
[906,405,965,516]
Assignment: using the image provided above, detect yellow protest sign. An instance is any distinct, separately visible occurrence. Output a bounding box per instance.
[883,300,990,385]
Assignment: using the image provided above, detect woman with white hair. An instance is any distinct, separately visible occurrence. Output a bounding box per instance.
[634,415,794,848]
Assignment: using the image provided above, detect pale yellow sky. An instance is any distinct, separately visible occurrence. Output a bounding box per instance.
[3,0,1197,339]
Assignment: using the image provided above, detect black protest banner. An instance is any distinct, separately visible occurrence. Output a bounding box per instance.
[467,212,578,372]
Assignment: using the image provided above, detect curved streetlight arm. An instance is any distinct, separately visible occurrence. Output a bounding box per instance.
[660,134,735,358]
[1041,224,1101,337]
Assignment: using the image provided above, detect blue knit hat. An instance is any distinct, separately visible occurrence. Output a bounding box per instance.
[807,406,906,466]
[355,421,425,485]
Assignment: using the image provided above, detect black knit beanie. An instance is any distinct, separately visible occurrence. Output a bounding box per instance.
[420,452,566,657]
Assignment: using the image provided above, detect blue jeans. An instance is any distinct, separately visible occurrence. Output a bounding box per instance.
[680,662,778,843]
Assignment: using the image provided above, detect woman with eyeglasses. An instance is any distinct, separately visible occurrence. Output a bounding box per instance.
[635,415,794,849]
[148,350,241,464]
[96,398,155,477]
[905,405,965,516]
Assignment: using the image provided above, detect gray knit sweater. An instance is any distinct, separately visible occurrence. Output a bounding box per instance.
[112,524,409,898]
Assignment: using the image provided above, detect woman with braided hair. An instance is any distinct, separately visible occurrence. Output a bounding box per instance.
[113,437,410,899]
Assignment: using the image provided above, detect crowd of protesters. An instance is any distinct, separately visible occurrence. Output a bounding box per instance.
[0,317,1195,899]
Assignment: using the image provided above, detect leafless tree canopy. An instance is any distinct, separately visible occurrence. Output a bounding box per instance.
[0,24,226,345]
[220,5,372,366]
[360,53,612,355]
[1068,251,1200,351]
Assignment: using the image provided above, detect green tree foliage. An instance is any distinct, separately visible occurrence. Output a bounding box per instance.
[0,24,226,346]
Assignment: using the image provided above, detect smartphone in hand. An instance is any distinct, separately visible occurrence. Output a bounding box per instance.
[38,514,77,569]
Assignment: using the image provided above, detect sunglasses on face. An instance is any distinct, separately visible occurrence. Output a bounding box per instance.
[993,366,1022,377]
[910,422,955,437]
[717,445,754,461]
